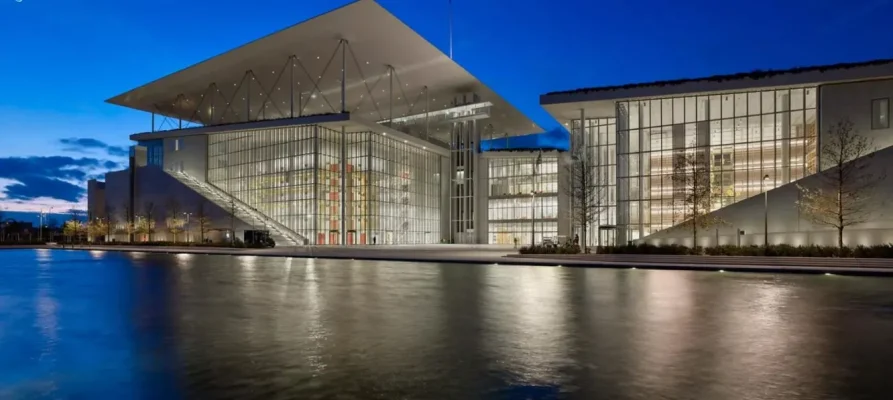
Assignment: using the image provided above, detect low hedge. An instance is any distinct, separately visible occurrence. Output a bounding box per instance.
[593,243,893,258]
[519,244,582,255]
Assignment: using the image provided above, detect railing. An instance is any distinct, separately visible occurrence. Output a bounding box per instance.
[167,170,306,246]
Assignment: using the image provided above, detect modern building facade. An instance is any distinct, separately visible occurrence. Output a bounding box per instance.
[542,60,893,247]
[86,0,893,248]
[88,0,543,245]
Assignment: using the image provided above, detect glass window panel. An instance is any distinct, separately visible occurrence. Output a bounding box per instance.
[640,101,651,127]
[748,92,761,116]
[805,88,816,109]
[629,102,640,129]
[662,98,673,126]
[761,91,775,114]
[789,88,804,111]
[685,97,696,122]
[709,95,721,120]
[673,98,685,124]
[775,90,789,111]
[697,96,708,121]
[734,93,747,117]
[651,99,662,126]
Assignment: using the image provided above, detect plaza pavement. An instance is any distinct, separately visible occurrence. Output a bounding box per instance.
[12,243,893,277]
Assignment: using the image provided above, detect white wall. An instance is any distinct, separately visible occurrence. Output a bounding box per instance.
[820,78,893,168]
[163,135,208,180]
[101,166,253,242]
[642,145,893,247]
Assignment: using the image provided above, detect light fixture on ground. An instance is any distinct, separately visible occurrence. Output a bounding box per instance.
[762,174,770,249]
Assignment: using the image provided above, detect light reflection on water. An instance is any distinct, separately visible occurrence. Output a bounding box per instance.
[1,249,892,399]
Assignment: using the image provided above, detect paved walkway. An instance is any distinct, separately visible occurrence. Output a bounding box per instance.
[8,243,892,277]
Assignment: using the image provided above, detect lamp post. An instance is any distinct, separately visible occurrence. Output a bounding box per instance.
[183,212,192,243]
[762,174,770,249]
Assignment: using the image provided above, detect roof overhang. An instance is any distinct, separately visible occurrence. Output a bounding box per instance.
[129,112,450,157]
[109,0,539,139]
[540,59,893,122]
[481,150,562,159]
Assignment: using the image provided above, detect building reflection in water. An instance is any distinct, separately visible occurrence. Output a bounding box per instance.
[5,250,893,398]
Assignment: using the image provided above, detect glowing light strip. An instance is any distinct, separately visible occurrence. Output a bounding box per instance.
[377,101,493,125]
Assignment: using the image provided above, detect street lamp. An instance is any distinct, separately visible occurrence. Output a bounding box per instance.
[762,174,770,249]
[183,212,192,243]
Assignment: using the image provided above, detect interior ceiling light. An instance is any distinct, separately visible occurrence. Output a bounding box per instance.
[378,101,492,125]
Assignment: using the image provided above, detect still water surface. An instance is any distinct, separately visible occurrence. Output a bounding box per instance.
[1,249,893,399]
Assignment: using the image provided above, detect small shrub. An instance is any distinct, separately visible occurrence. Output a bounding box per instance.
[590,243,893,258]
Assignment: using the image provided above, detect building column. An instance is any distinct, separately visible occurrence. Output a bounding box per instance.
[440,155,451,243]
[340,125,347,245]
[313,125,320,244]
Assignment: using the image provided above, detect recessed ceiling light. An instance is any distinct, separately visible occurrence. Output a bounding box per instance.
[382,132,387,136]
[403,140,407,143]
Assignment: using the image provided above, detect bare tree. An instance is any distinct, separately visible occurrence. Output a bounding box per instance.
[119,201,136,243]
[165,197,185,243]
[671,149,724,250]
[796,119,884,251]
[103,205,115,242]
[196,200,213,243]
[563,150,607,251]
[138,201,156,242]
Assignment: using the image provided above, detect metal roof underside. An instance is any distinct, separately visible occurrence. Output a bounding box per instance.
[107,0,540,139]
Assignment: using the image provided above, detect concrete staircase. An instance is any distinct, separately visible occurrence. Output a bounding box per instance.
[168,170,306,246]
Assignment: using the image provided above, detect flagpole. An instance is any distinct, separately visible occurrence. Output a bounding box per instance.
[449,0,453,59]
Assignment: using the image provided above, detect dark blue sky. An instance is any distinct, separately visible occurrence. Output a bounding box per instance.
[0,0,891,214]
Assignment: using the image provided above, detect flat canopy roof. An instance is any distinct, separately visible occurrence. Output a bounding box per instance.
[541,58,893,121]
[108,0,540,138]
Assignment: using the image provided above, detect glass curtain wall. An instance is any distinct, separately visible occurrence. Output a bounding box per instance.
[573,118,618,247]
[367,134,442,245]
[487,155,558,246]
[615,87,818,242]
[208,125,442,245]
[208,125,327,243]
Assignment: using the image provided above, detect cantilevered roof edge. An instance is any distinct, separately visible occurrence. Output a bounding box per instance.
[105,0,365,105]
[541,58,893,105]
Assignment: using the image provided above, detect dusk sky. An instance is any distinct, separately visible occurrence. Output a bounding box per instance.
[1,0,891,216]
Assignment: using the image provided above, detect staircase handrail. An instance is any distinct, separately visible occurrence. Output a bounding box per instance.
[171,171,307,245]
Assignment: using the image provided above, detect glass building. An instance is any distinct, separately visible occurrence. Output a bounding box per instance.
[486,154,559,245]
[612,87,818,241]
[548,80,828,246]
[208,125,442,245]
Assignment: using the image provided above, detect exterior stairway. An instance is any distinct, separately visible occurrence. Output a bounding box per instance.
[167,170,307,246]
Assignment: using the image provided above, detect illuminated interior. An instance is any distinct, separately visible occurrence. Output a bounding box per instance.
[607,87,818,242]
[487,156,559,245]
[208,125,442,245]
